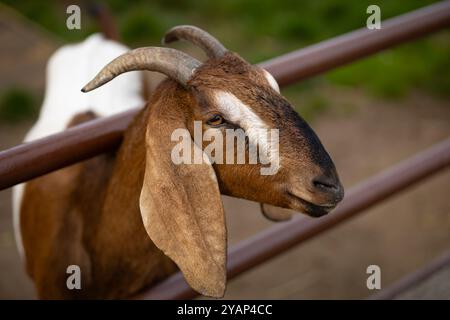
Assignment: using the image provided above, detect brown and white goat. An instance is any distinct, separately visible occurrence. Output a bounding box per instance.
[17,26,343,299]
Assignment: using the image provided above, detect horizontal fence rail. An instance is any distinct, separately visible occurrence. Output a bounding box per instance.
[0,109,138,191]
[1,1,450,190]
[134,138,450,299]
[260,0,450,86]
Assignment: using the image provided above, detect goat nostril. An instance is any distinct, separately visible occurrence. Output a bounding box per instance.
[311,174,344,203]
[312,176,338,191]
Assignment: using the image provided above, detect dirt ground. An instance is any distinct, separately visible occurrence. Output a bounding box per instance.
[1,6,449,299]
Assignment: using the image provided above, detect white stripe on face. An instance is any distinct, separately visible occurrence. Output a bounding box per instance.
[213,90,267,135]
[263,69,280,93]
[213,90,279,170]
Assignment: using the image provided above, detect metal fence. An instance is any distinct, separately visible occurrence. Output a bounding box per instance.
[1,1,450,299]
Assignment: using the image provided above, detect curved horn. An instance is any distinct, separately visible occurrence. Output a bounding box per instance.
[81,47,201,92]
[163,25,227,59]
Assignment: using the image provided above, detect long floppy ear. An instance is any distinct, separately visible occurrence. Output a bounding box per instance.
[139,100,226,298]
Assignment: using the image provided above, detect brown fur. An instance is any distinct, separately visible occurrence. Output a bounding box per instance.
[22,101,177,299]
[188,53,342,212]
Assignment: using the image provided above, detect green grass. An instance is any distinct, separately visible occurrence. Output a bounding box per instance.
[1,0,449,122]
[327,32,450,98]
[0,88,38,123]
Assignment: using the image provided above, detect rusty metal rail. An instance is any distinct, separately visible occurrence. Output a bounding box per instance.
[135,137,450,299]
[1,1,450,190]
[0,109,138,191]
[261,0,450,86]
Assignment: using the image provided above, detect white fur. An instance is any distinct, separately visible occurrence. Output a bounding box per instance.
[12,34,145,257]
[213,90,268,141]
[263,69,280,93]
[212,90,279,170]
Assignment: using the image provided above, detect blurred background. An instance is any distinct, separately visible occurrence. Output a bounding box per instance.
[0,0,449,299]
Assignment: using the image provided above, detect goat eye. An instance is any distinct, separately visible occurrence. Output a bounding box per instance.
[207,114,224,126]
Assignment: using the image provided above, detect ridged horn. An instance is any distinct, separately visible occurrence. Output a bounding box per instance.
[81,47,201,92]
[162,25,227,59]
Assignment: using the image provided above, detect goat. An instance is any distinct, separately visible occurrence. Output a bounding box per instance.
[15,25,344,299]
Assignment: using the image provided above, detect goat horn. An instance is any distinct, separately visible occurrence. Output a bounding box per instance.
[163,25,227,59]
[81,47,201,92]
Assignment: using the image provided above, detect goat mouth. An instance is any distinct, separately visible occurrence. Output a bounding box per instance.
[286,192,335,217]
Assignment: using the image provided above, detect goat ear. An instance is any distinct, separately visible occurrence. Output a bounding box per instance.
[260,203,293,222]
[139,109,226,298]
